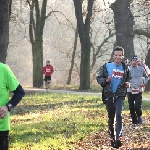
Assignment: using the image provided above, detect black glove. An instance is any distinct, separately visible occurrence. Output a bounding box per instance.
[102,100,106,104]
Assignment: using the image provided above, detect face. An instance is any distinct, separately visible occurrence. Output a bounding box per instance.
[113,51,124,65]
[137,61,141,66]
[131,59,138,67]
[46,61,50,65]
[141,59,145,64]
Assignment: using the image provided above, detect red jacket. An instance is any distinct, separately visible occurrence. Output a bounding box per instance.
[42,65,54,76]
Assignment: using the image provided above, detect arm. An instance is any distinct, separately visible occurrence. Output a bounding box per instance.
[41,66,46,74]
[124,66,130,88]
[7,84,25,108]
[124,63,130,82]
[145,66,150,75]
[143,69,149,85]
[51,66,54,74]
[96,64,108,87]
[0,84,25,119]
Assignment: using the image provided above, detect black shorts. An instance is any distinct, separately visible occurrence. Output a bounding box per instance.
[44,76,51,82]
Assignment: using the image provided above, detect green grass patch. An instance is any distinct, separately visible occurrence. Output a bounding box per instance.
[45,84,102,92]
[9,92,150,149]
[10,93,107,149]
[142,91,150,98]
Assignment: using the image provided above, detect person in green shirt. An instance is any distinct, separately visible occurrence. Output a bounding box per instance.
[0,63,25,150]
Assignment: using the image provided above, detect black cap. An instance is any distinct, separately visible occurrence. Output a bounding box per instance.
[131,55,138,60]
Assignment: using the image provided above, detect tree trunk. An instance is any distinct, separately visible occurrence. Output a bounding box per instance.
[145,48,150,91]
[28,0,47,87]
[73,0,94,90]
[67,27,78,85]
[111,0,135,59]
[32,40,43,87]
[0,0,10,63]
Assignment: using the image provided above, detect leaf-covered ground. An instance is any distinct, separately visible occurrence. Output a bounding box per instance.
[74,114,150,150]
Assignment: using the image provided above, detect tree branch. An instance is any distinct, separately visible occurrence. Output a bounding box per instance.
[134,29,150,38]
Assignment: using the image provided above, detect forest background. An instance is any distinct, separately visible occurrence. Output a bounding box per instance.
[3,0,150,90]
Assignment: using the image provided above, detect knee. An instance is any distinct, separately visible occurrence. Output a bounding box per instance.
[134,106,141,111]
[116,113,122,120]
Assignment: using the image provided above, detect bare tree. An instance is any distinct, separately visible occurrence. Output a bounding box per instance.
[67,1,115,85]
[134,29,150,91]
[27,0,61,87]
[0,0,11,63]
[110,0,135,58]
[73,0,94,90]
[67,27,78,85]
[131,0,150,91]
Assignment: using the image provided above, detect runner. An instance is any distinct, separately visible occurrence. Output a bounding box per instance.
[42,60,54,91]
[96,46,129,148]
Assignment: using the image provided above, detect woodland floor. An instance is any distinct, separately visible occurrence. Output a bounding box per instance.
[74,114,150,150]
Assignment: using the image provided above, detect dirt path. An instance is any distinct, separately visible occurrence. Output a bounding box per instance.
[73,114,150,150]
[24,88,150,101]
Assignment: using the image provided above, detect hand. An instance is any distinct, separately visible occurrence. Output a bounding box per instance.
[140,84,145,88]
[0,106,9,119]
[125,82,130,88]
[106,76,112,82]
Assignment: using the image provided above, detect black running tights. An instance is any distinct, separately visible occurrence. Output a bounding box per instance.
[0,131,9,150]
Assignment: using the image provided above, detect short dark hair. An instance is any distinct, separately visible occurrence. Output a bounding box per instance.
[113,46,124,56]
[46,60,50,63]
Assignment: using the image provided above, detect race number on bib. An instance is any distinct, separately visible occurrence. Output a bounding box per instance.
[131,88,139,94]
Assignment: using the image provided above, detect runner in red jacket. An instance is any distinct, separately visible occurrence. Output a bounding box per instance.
[42,60,54,91]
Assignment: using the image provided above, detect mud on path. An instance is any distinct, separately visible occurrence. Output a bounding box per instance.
[73,114,150,150]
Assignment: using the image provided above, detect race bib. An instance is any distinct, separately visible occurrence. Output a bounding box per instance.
[131,88,139,94]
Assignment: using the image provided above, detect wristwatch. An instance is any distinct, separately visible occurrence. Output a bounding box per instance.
[6,103,13,111]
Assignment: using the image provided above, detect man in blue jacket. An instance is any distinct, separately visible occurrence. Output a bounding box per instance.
[96,46,129,148]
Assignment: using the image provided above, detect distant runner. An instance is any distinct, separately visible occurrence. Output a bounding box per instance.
[42,60,54,91]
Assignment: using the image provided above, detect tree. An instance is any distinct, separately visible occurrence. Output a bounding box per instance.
[27,0,72,87]
[110,0,135,58]
[145,48,150,91]
[132,1,150,91]
[67,27,78,85]
[0,0,11,63]
[27,0,60,87]
[134,29,150,91]
[73,0,94,90]
[27,0,46,87]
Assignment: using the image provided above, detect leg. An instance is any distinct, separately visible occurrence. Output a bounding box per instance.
[134,92,142,123]
[115,97,124,139]
[45,76,51,90]
[128,92,137,124]
[46,80,51,89]
[44,76,48,89]
[106,98,115,138]
[0,131,9,150]
[45,81,48,89]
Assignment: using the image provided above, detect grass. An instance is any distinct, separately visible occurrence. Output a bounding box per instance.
[9,92,150,149]
[44,84,102,93]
